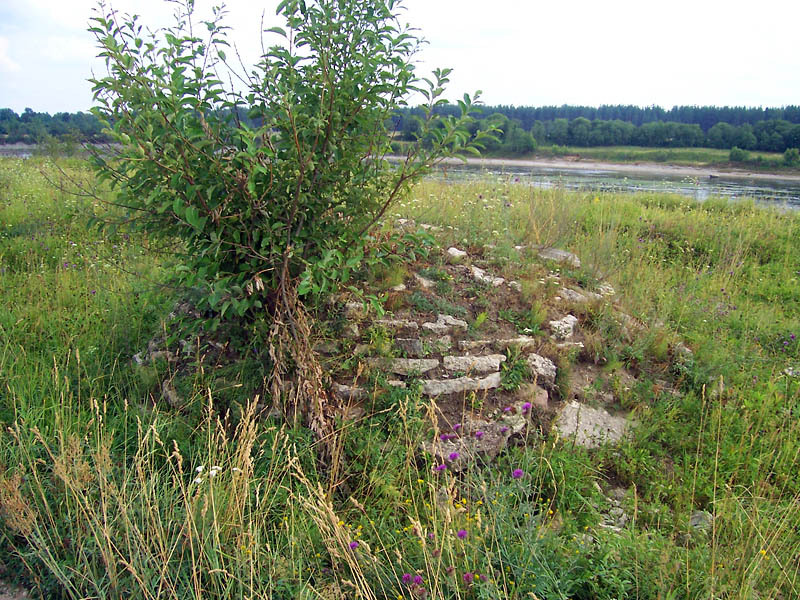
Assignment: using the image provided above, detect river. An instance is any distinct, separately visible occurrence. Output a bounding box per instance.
[427,159,800,210]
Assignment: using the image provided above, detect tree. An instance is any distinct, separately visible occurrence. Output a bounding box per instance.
[89,0,492,456]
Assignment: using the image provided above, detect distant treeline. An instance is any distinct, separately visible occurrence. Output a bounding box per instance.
[393,104,800,155]
[0,108,109,144]
[3,104,800,156]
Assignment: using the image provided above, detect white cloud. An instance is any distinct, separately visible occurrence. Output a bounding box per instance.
[0,36,21,73]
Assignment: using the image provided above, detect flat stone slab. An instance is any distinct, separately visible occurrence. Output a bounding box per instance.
[422,314,468,334]
[554,401,632,448]
[375,318,419,332]
[549,314,578,340]
[443,354,506,374]
[539,247,581,268]
[369,358,439,376]
[471,265,505,287]
[421,371,502,396]
[526,353,557,387]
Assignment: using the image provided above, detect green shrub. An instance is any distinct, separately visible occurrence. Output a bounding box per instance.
[729,146,751,162]
[88,0,495,440]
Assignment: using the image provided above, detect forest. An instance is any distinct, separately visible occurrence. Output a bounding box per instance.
[3,103,800,156]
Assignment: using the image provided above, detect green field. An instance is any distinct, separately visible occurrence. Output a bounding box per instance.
[1,158,798,599]
[532,146,792,170]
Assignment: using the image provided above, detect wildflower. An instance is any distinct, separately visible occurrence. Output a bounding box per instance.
[193,477,203,484]
[500,426,509,433]
[402,573,413,584]
[439,434,450,441]
[349,541,359,550]
[446,566,455,575]
[512,469,524,479]
[474,430,484,439]
[448,452,460,461]
[503,406,512,412]
[434,464,447,472]
[413,575,423,585]
[522,402,532,413]
[463,572,473,584]
[452,423,461,430]
[195,465,204,473]
[457,529,467,539]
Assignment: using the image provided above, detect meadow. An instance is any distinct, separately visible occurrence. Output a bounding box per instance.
[0,157,798,599]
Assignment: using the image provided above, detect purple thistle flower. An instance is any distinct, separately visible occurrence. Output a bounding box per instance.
[512,468,524,479]
[463,572,473,584]
[479,574,487,582]
[503,406,512,412]
[522,402,532,413]
[452,423,461,431]
[428,532,435,539]
[413,575,423,585]
[402,573,413,584]
[349,541,359,550]
[500,426,509,433]
[457,529,467,539]
[448,452,460,461]
[439,433,450,441]
[474,430,484,439]
[434,463,447,472]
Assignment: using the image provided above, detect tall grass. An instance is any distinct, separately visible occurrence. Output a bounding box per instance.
[1,158,799,598]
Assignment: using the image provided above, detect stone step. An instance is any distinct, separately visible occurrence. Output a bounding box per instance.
[367,357,439,376]
[421,371,501,396]
[443,354,506,374]
[459,336,537,352]
[422,314,468,335]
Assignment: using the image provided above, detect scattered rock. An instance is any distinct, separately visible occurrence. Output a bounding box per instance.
[422,314,468,335]
[470,265,505,287]
[344,301,367,321]
[538,247,581,268]
[554,401,632,448]
[443,354,506,374]
[689,510,713,532]
[391,283,407,292]
[446,247,468,264]
[597,283,615,296]
[368,358,439,376]
[343,322,360,339]
[526,353,557,387]
[419,223,442,232]
[517,383,549,411]
[414,273,435,289]
[549,314,578,340]
[508,280,523,292]
[333,383,367,401]
[560,288,588,303]
[421,371,502,396]
[161,380,183,409]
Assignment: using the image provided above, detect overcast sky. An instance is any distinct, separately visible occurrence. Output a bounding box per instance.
[1,0,798,114]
